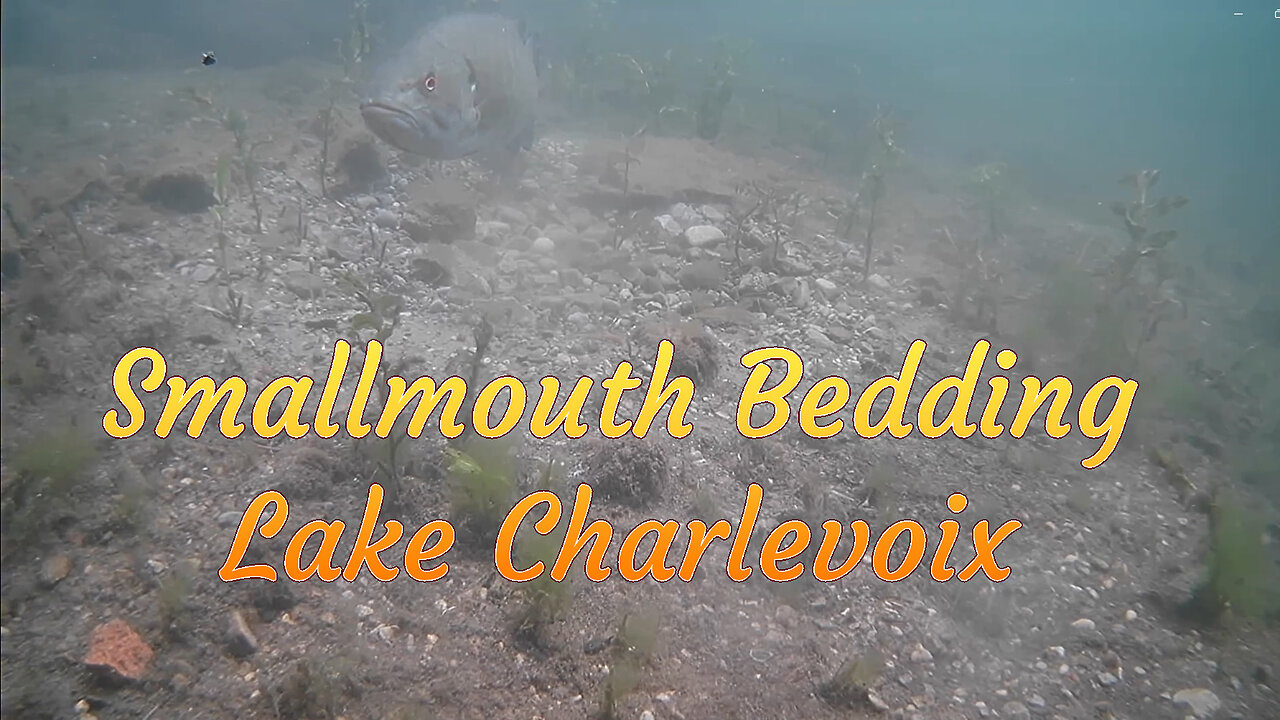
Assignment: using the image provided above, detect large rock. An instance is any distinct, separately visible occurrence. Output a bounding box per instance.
[683,224,725,248]
[1172,688,1221,719]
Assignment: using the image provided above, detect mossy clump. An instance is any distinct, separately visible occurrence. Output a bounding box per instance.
[511,523,574,649]
[598,610,660,719]
[635,320,722,385]
[9,421,94,481]
[1,423,99,551]
[582,436,668,508]
[446,437,518,550]
[1179,487,1280,626]
[817,649,886,709]
[273,661,335,720]
[156,561,196,640]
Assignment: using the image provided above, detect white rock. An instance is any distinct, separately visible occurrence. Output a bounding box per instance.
[909,644,934,663]
[867,273,891,290]
[699,205,727,223]
[532,236,556,254]
[815,278,838,293]
[683,225,726,247]
[669,202,699,224]
[653,214,682,237]
[1172,688,1221,718]
[1070,618,1096,631]
[476,220,511,238]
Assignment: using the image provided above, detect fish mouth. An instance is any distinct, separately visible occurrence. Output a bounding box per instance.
[360,101,416,123]
[360,100,478,159]
[359,101,427,151]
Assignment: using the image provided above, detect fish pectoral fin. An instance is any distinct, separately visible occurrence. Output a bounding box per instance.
[474,96,509,130]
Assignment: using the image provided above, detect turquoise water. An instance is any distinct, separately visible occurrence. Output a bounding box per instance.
[590,0,1280,274]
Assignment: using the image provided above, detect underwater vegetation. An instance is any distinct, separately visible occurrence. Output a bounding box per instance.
[0,3,1277,718]
[446,436,519,550]
[1178,486,1280,626]
[0,422,100,555]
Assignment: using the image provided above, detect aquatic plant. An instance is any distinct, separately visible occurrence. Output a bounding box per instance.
[1102,170,1185,297]
[611,125,646,250]
[338,272,412,505]
[222,109,267,234]
[7,423,97,494]
[938,163,1012,332]
[1179,485,1280,626]
[0,422,99,554]
[214,153,231,206]
[847,106,905,283]
[316,99,337,199]
[446,314,497,451]
[728,180,804,270]
[110,454,154,533]
[272,658,348,720]
[597,610,660,719]
[971,162,1010,250]
[1021,170,1189,386]
[1069,170,1188,378]
[511,513,574,648]
[156,561,196,640]
[446,436,518,550]
[534,457,566,493]
[817,648,886,709]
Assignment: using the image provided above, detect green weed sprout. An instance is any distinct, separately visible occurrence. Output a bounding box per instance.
[851,106,905,283]
[1180,487,1280,625]
[1,423,99,552]
[446,437,518,549]
[598,610,660,719]
[512,524,574,648]
[817,648,885,708]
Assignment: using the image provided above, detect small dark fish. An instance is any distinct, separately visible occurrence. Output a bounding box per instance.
[201,52,216,67]
[359,13,538,162]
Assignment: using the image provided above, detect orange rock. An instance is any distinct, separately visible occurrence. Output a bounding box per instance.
[84,619,153,680]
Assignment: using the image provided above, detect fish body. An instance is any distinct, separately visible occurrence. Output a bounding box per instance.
[359,13,538,162]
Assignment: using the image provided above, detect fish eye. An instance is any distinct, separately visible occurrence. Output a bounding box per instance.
[422,74,437,93]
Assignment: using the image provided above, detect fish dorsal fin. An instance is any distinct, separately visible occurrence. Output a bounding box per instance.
[513,18,541,76]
